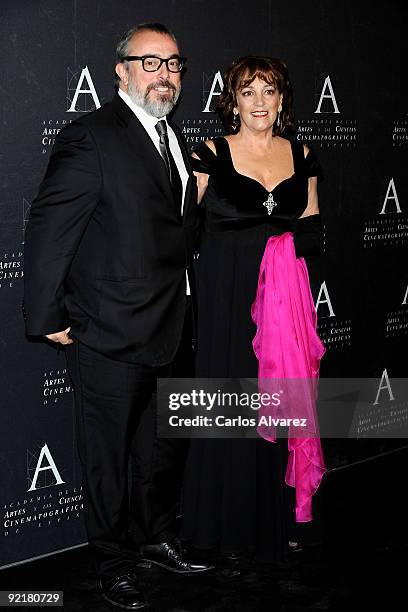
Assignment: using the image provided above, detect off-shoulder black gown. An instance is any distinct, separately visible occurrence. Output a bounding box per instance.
[180,136,322,563]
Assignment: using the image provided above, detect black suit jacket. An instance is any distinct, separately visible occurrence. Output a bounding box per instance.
[24,94,198,365]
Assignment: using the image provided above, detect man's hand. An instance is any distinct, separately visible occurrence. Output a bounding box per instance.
[45,327,74,345]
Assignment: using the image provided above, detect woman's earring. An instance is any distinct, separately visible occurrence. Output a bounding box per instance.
[231,112,239,132]
[276,110,281,128]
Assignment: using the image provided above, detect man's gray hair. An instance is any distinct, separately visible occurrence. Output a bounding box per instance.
[115,23,178,87]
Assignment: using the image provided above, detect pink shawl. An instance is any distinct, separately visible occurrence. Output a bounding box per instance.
[251,232,326,522]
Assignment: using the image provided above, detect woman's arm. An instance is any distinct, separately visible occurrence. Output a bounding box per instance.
[299,145,319,218]
[192,139,216,204]
[293,145,322,257]
[192,154,209,204]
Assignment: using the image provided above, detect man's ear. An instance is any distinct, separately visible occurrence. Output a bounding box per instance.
[115,62,128,87]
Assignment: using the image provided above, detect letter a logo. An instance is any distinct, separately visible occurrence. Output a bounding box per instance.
[315,281,335,317]
[379,178,402,214]
[203,71,224,113]
[373,369,395,405]
[314,76,340,114]
[67,66,101,113]
[27,443,65,491]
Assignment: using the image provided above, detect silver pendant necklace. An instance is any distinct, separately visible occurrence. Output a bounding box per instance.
[262,191,278,215]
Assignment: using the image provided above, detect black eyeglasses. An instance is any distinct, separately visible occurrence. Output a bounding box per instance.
[121,55,186,73]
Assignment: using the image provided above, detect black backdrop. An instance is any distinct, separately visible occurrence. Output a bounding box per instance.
[0,0,407,568]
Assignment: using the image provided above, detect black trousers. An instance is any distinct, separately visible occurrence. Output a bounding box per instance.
[65,301,192,580]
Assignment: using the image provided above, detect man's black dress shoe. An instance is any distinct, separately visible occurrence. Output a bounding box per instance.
[100,572,147,610]
[139,540,214,574]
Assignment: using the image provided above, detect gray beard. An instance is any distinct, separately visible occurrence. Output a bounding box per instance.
[128,80,180,118]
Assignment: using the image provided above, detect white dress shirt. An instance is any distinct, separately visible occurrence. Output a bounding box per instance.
[118,87,191,294]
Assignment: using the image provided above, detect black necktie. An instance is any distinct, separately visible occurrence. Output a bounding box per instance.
[155,120,183,213]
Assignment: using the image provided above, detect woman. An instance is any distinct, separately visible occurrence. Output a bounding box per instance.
[181,56,325,566]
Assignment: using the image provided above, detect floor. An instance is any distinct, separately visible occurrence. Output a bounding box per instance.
[1,445,406,611]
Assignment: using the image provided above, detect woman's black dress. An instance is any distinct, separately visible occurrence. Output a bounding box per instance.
[180,136,322,563]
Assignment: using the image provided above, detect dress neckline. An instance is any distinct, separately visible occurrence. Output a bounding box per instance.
[219,136,296,194]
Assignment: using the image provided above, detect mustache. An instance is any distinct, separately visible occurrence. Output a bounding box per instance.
[145,79,177,95]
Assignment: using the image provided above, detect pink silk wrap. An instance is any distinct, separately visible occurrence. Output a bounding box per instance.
[251,232,326,522]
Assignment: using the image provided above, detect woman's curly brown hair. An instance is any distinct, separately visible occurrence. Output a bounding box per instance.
[218,55,295,136]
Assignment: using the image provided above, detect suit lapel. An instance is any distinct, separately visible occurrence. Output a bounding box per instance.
[113,94,174,204]
[113,94,195,222]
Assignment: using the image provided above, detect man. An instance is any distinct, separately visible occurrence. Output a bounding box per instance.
[24,23,210,610]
